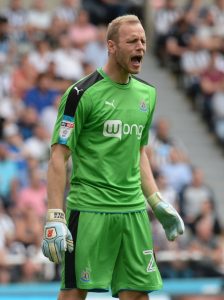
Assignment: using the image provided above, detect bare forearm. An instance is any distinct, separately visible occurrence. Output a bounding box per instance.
[140,147,158,198]
[47,145,70,210]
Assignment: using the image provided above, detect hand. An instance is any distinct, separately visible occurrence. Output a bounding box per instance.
[148,192,185,241]
[42,209,74,263]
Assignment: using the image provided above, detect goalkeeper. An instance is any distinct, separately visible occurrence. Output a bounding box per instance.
[42,14,184,300]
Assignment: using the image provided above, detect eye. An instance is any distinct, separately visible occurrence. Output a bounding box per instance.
[127,40,136,44]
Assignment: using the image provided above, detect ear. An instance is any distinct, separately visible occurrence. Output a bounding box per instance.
[107,39,116,54]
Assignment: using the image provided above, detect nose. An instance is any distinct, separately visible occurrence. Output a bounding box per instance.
[136,40,145,52]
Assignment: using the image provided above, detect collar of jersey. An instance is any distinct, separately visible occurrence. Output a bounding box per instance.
[97,68,133,89]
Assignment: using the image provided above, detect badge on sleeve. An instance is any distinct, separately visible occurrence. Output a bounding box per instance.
[59,115,74,144]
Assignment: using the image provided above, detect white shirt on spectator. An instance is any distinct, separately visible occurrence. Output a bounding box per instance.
[52,48,84,81]
[154,7,181,35]
[28,51,53,73]
[181,49,210,74]
[0,211,15,250]
[183,186,213,219]
[40,105,58,136]
[26,10,52,30]
[210,4,224,36]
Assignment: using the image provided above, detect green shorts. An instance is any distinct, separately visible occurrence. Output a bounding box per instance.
[61,209,163,297]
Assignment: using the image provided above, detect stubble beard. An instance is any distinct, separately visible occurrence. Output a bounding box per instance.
[116,52,140,76]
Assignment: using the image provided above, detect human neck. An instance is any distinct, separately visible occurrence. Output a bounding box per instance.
[103,62,130,84]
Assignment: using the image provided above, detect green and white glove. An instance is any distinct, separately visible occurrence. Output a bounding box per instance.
[42,209,74,263]
[147,192,185,241]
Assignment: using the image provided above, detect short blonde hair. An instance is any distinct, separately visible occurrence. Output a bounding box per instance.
[106,15,142,42]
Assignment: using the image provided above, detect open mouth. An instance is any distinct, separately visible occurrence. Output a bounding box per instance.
[131,55,143,65]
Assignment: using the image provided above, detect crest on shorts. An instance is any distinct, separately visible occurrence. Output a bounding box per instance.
[80,268,91,282]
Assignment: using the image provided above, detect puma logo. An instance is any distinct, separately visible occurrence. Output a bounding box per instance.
[105,100,115,109]
[74,86,83,95]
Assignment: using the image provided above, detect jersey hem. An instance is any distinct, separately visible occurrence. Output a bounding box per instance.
[66,203,147,214]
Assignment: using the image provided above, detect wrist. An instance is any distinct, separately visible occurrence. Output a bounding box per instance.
[47,209,66,224]
[147,192,162,209]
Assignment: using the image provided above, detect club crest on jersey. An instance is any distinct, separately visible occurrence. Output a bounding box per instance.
[59,115,74,144]
[80,268,91,282]
[139,100,148,112]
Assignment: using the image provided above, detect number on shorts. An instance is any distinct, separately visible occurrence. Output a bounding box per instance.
[143,249,156,272]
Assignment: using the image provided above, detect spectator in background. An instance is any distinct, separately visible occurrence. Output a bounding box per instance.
[195,8,222,51]
[183,0,207,23]
[69,8,97,49]
[211,91,224,144]
[10,53,37,99]
[82,0,129,25]
[191,197,222,236]
[166,12,197,76]
[28,38,53,73]
[153,0,181,66]
[16,168,47,218]
[0,15,16,66]
[0,198,15,283]
[210,0,224,38]
[0,265,11,284]
[3,122,29,188]
[40,94,61,136]
[188,217,223,277]
[44,15,67,49]
[160,146,192,194]
[44,61,71,92]
[17,106,39,140]
[53,0,80,27]
[26,0,52,40]
[9,204,44,281]
[0,198,15,255]
[180,35,210,101]
[84,24,108,68]
[180,166,214,225]
[0,97,18,130]
[146,117,184,172]
[126,0,145,20]
[52,33,85,81]
[22,122,50,162]
[0,54,11,99]
[23,72,59,115]
[0,142,19,208]
[154,171,179,209]
[199,50,224,129]
[10,204,44,251]
[0,117,4,140]
[2,0,28,44]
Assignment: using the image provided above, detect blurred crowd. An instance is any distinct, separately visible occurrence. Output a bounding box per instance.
[153,0,224,148]
[0,0,223,285]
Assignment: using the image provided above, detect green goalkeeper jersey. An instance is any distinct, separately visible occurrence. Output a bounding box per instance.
[52,68,156,212]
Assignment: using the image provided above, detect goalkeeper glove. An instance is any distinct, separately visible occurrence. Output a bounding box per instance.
[42,209,74,263]
[147,192,185,241]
